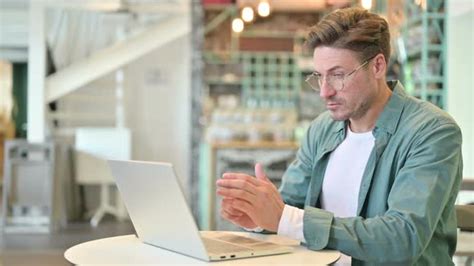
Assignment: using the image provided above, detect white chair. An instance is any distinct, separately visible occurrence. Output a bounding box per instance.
[74,127,131,227]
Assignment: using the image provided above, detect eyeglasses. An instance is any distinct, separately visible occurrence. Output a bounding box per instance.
[305,55,375,92]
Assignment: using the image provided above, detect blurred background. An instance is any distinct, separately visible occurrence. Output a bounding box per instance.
[0,0,472,265]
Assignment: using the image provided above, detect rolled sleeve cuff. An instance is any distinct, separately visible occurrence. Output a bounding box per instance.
[243,226,264,233]
[303,206,334,250]
[277,204,305,243]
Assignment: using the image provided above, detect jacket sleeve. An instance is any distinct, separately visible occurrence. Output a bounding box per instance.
[302,122,462,264]
[279,121,318,209]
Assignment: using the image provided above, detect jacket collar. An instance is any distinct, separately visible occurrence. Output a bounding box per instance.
[373,80,406,136]
[331,80,405,136]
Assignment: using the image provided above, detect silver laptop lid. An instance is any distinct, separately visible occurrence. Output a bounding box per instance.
[108,160,209,261]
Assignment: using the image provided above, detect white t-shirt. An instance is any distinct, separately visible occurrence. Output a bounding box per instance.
[278,126,375,265]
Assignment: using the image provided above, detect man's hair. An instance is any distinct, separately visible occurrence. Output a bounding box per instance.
[306,7,390,63]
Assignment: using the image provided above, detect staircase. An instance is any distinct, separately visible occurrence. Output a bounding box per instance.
[1,0,191,226]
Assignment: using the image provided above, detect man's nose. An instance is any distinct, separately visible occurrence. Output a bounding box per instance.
[319,77,336,99]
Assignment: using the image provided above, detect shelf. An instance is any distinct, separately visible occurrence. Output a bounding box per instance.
[406,12,445,27]
[413,76,444,84]
[203,3,234,11]
[413,88,444,96]
[240,30,296,39]
[401,1,446,109]
[407,44,443,58]
[205,77,242,85]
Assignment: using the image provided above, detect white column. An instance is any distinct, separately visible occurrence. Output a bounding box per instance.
[115,69,125,129]
[27,2,46,143]
[115,27,125,129]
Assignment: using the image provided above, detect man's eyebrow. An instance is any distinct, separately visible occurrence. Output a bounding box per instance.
[314,65,344,74]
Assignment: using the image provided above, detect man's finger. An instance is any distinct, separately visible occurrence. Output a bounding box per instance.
[255,163,271,183]
[221,173,260,185]
[229,199,254,217]
[221,209,241,222]
[217,187,256,202]
[221,199,244,215]
[221,209,250,228]
[221,207,242,218]
[216,178,259,195]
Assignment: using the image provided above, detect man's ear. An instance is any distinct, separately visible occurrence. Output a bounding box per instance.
[372,54,387,79]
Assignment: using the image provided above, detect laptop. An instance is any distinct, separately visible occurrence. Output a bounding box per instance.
[108,160,293,261]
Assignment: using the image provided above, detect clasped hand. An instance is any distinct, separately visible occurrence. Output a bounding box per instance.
[216,163,285,232]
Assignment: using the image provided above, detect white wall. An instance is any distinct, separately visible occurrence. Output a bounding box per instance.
[125,34,191,197]
[446,1,474,180]
[57,33,192,215]
[447,1,474,206]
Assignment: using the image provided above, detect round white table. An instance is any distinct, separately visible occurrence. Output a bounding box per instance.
[65,231,340,265]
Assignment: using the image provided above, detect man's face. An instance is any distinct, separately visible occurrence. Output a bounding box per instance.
[312,46,377,121]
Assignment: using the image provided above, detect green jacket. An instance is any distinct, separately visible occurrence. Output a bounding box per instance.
[280,81,463,265]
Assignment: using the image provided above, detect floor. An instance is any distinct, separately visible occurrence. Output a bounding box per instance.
[0,218,135,266]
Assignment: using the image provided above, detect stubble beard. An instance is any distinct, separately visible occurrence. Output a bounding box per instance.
[328,96,373,122]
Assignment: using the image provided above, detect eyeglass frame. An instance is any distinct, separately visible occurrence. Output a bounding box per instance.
[305,54,377,92]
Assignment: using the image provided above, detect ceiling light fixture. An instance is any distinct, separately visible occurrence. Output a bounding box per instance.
[232,18,244,33]
[257,1,271,17]
[361,0,372,10]
[241,6,254,22]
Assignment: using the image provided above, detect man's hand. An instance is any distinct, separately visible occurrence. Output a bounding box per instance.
[216,163,285,232]
[220,198,257,229]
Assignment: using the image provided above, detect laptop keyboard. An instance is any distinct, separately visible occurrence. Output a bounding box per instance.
[215,234,263,244]
[202,237,253,253]
[215,234,283,250]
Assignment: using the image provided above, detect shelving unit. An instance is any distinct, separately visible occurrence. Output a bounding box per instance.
[204,51,301,108]
[240,52,300,108]
[199,141,298,230]
[400,0,446,109]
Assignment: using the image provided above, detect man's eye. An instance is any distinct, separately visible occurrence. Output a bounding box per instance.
[331,73,345,79]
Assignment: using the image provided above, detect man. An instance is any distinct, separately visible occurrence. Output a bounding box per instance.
[216,7,463,265]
